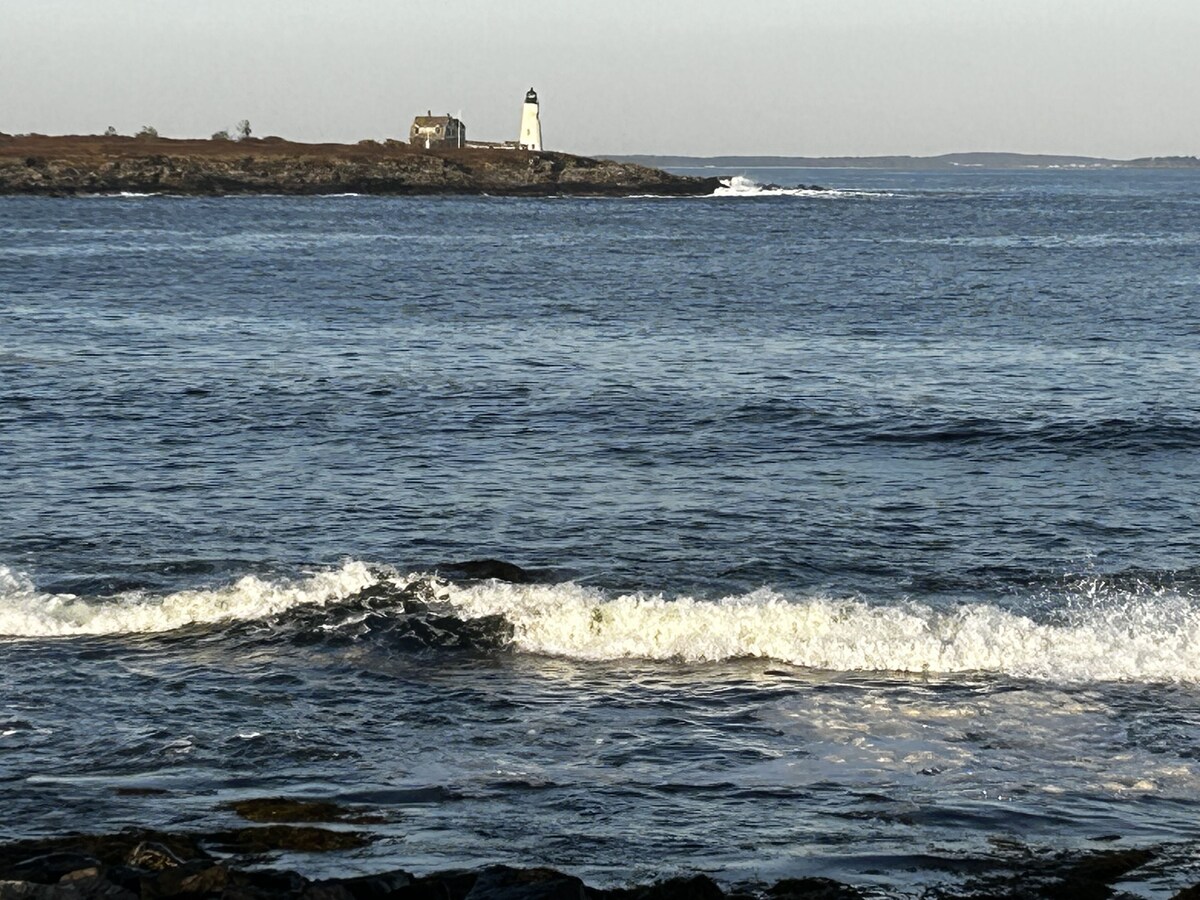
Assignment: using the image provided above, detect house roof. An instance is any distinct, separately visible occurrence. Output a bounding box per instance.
[412,115,459,127]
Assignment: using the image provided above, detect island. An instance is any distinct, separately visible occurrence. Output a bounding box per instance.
[0,134,722,197]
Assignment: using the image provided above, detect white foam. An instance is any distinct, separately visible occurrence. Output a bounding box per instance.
[712,175,891,198]
[6,561,1199,682]
[442,581,1200,683]
[0,561,379,637]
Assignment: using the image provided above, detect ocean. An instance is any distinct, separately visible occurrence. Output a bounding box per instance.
[2,167,1199,895]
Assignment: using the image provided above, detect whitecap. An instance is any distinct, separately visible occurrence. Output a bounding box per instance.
[0,561,380,637]
[442,579,1200,683]
[712,175,892,198]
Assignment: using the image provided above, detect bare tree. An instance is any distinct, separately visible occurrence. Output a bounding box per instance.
[136,125,158,139]
[236,120,252,140]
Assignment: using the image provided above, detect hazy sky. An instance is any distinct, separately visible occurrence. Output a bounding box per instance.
[3,0,1197,157]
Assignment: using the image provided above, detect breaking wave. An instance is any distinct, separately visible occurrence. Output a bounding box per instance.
[443,579,1200,683]
[712,175,891,198]
[4,562,1199,682]
[0,561,378,637]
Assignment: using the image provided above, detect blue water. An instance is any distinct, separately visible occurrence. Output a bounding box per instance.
[2,168,1200,894]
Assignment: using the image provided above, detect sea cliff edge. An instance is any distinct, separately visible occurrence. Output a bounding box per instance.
[0,135,722,197]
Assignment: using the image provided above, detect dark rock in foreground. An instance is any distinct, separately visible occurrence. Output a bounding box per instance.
[0,827,1185,900]
[0,135,721,197]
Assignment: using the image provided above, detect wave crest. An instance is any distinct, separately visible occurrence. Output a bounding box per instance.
[0,561,380,637]
[443,580,1200,682]
[5,563,1199,682]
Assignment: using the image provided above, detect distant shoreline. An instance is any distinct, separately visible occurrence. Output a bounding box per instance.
[600,151,1200,170]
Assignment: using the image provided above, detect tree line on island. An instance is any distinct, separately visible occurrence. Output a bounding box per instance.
[100,120,254,141]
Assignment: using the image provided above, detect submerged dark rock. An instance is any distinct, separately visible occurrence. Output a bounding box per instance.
[203,826,368,854]
[224,798,381,826]
[934,845,1157,900]
[437,560,540,584]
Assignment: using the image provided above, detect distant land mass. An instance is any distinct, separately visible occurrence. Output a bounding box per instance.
[0,134,719,197]
[602,152,1200,170]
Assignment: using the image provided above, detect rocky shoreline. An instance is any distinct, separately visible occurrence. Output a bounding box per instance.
[0,800,1194,900]
[0,135,721,197]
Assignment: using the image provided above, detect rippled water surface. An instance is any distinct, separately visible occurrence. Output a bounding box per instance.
[2,169,1200,893]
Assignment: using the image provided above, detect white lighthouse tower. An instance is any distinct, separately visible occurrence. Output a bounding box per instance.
[519,87,542,151]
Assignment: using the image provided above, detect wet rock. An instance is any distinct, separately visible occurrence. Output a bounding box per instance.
[223,868,311,898]
[767,878,862,900]
[438,560,538,584]
[359,610,513,652]
[463,866,585,900]
[938,845,1157,900]
[204,825,368,854]
[300,885,354,900]
[56,872,136,900]
[73,832,207,868]
[224,798,380,825]
[57,871,100,883]
[0,882,81,899]
[142,861,230,898]
[0,877,133,900]
[89,870,142,897]
[2,857,101,886]
[125,843,184,871]
[404,871,482,900]
[1063,847,1154,884]
[636,875,724,900]
[308,870,413,900]
[1041,847,1154,900]
[602,875,725,900]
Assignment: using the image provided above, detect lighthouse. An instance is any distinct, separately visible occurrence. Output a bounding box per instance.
[519,87,542,152]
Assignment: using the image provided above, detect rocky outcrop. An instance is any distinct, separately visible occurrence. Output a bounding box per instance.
[0,135,720,197]
[0,823,1181,900]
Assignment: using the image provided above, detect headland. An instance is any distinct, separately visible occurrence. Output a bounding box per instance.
[0,134,721,197]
